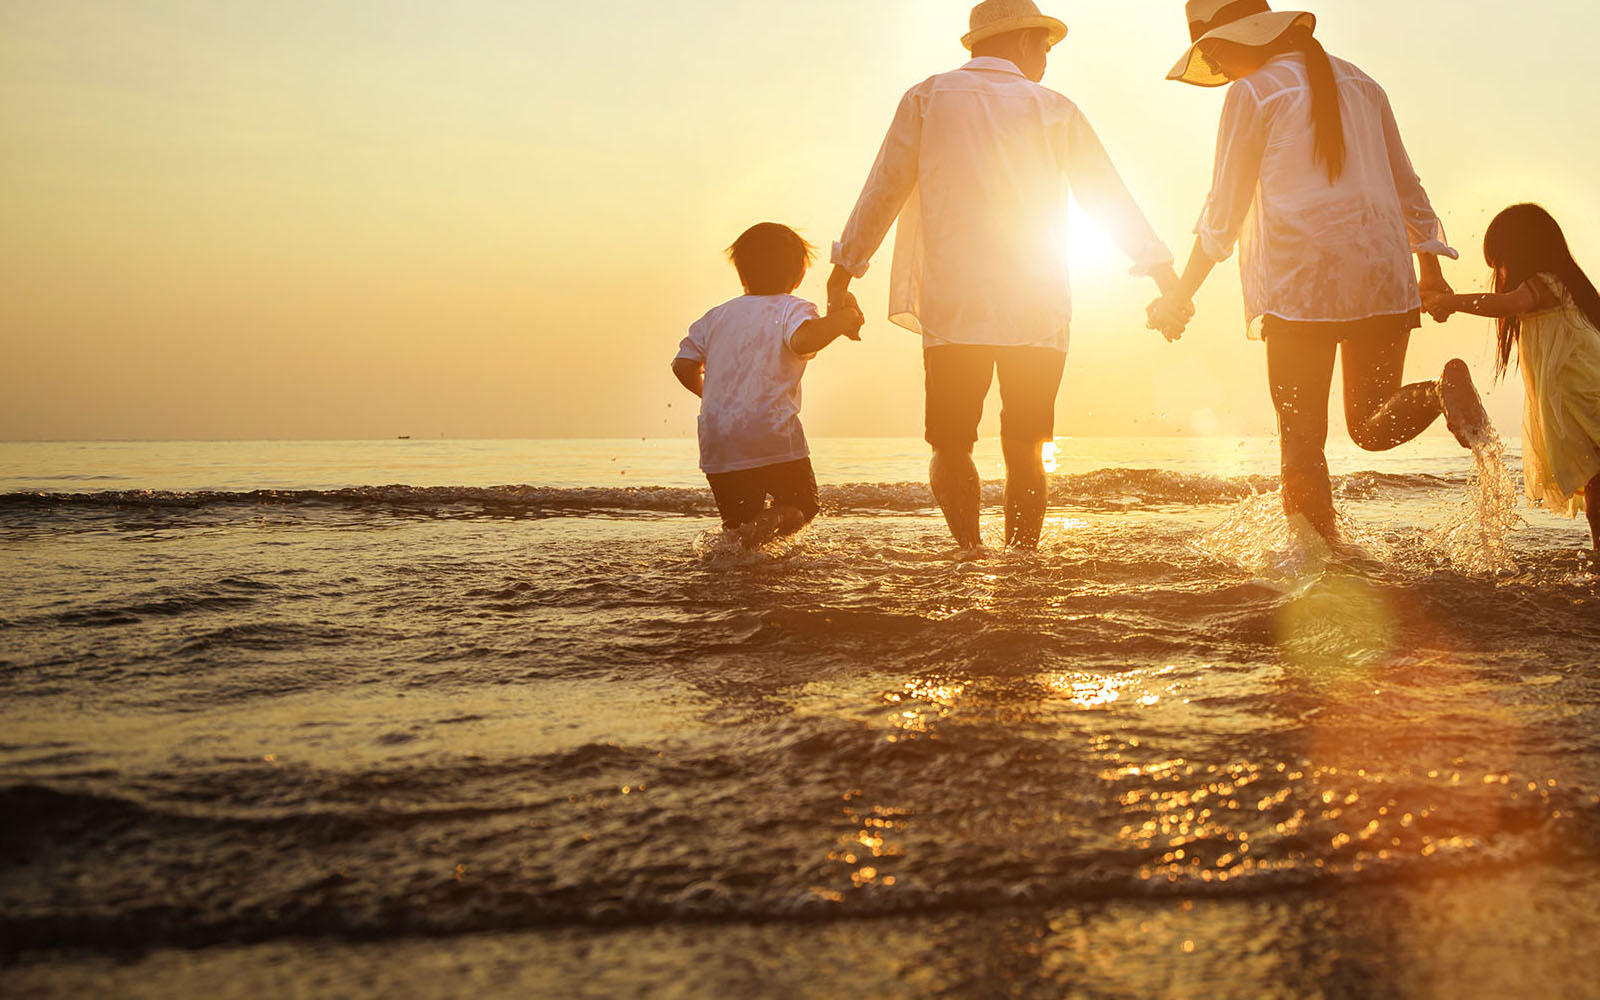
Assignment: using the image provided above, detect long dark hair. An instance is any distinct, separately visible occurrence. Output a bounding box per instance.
[1483,203,1600,378]
[1273,26,1345,182]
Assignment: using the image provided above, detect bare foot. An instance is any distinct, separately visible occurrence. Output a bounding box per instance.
[1438,359,1488,448]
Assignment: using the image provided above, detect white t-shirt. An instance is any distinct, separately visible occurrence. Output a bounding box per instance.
[674,294,820,475]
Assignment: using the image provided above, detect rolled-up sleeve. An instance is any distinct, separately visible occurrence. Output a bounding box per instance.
[1195,82,1267,263]
[1063,108,1173,276]
[1379,89,1458,259]
[832,86,923,278]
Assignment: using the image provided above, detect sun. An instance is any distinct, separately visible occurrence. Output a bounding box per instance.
[1061,199,1125,280]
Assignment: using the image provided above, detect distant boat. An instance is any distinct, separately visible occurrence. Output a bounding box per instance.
[397,435,411,440]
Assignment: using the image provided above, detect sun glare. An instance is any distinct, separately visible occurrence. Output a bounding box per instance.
[1064,202,1123,279]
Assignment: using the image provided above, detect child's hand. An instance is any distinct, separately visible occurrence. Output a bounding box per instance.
[1421,290,1454,323]
[829,292,865,341]
[838,305,865,341]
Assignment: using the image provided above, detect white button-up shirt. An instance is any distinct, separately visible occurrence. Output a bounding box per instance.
[833,57,1173,352]
[1197,52,1457,338]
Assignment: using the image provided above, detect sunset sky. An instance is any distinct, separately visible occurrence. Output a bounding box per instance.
[3,0,1597,441]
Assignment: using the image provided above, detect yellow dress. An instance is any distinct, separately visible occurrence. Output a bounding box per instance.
[1519,273,1600,515]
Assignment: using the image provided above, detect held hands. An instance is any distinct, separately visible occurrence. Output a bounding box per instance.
[828,290,865,341]
[1418,267,1454,323]
[1146,294,1194,342]
[1421,290,1457,322]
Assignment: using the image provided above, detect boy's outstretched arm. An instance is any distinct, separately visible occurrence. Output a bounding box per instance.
[790,302,865,356]
[671,358,704,397]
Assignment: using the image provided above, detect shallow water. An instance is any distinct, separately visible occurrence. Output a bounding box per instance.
[3,437,1599,993]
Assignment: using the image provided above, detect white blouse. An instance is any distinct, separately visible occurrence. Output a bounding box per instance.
[1196,52,1457,338]
[833,57,1173,351]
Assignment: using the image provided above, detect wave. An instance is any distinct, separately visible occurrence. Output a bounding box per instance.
[0,469,1470,520]
[2,776,1593,952]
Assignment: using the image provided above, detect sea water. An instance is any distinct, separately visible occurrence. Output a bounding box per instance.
[3,437,1599,996]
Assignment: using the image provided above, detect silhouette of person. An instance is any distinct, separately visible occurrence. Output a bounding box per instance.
[1147,1,1487,544]
[829,0,1183,551]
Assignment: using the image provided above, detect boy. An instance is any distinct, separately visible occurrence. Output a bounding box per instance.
[672,223,864,545]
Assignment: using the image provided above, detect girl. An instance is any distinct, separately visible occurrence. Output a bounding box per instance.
[1425,204,1600,548]
[1147,1,1487,545]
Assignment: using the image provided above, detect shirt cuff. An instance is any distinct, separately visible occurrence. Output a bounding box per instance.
[1196,227,1236,264]
[830,241,870,279]
[1413,239,1459,260]
[1125,241,1175,278]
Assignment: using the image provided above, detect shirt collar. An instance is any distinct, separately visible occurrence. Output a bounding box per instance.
[960,56,1026,77]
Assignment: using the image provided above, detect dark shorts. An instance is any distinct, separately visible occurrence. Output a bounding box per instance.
[923,345,1066,450]
[1260,310,1421,342]
[705,457,819,529]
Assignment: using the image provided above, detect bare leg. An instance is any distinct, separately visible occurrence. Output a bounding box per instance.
[730,505,810,548]
[930,447,983,550]
[1340,331,1444,451]
[1267,332,1339,543]
[1586,473,1600,550]
[1002,437,1048,548]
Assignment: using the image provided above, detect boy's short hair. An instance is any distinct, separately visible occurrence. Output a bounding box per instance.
[727,223,816,295]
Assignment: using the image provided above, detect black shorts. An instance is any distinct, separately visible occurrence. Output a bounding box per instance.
[705,457,819,529]
[923,345,1066,450]
[1260,310,1421,341]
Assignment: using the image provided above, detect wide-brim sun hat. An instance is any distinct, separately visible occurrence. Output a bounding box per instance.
[961,0,1068,52]
[1167,0,1315,87]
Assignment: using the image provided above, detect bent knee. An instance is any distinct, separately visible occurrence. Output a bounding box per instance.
[1346,427,1390,452]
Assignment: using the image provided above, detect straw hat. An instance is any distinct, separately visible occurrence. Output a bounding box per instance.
[961,0,1068,52]
[1167,0,1315,87]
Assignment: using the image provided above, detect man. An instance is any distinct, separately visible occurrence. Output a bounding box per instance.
[829,0,1184,549]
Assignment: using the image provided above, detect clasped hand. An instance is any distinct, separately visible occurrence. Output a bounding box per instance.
[828,290,866,340]
[1146,294,1194,342]
[1419,272,1454,323]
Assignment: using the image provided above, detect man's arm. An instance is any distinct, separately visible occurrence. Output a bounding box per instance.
[830,87,925,312]
[1062,109,1175,289]
[671,357,704,398]
[827,265,857,311]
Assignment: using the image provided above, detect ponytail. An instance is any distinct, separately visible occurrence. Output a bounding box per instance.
[1294,32,1346,182]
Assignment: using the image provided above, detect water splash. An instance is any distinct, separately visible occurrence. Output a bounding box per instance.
[1194,489,1391,586]
[691,524,810,564]
[1427,425,1523,576]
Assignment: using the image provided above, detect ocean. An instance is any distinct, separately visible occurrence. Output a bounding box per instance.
[4,436,1599,998]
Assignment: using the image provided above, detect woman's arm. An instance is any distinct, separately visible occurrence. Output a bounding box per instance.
[1148,83,1266,339]
[1379,89,1457,263]
[1190,83,1268,282]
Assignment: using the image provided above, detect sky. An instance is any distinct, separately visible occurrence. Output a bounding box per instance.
[2,0,1598,441]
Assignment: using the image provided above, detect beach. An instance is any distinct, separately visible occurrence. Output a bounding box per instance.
[4,437,1599,996]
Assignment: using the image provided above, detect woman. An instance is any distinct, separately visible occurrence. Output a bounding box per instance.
[1149,1,1487,543]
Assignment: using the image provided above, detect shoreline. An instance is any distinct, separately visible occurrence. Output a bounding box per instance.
[10,861,1598,998]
